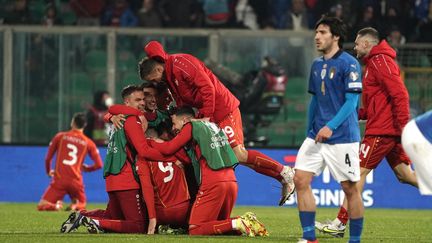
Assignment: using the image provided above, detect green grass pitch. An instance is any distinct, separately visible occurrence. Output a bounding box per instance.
[0,203,431,242]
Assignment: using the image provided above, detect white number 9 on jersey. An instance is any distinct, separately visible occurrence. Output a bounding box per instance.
[223,126,235,138]
[158,162,174,183]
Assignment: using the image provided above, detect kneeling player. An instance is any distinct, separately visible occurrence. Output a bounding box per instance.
[60,86,174,234]
[38,113,103,211]
[139,127,192,233]
[153,107,269,237]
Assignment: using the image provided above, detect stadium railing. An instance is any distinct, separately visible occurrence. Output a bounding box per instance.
[0,26,431,147]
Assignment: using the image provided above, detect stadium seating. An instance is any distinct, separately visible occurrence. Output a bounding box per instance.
[116,50,138,73]
[70,71,93,95]
[249,75,308,146]
[61,10,77,25]
[28,1,46,20]
[283,76,307,122]
[117,71,141,92]
[194,48,208,60]
[24,96,59,143]
[405,78,421,100]
[121,71,140,84]
[92,72,107,90]
[84,50,107,73]
[67,71,93,110]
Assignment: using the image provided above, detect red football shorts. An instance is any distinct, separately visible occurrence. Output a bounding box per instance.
[105,189,148,222]
[217,108,244,148]
[41,179,86,205]
[88,190,148,233]
[156,201,190,227]
[188,181,237,225]
[360,135,411,170]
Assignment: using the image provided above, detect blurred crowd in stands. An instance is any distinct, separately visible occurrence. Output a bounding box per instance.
[1,0,432,43]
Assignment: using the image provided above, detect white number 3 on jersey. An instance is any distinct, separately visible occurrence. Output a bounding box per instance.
[62,143,78,165]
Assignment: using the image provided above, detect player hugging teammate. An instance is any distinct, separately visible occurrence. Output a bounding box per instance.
[59,83,273,237]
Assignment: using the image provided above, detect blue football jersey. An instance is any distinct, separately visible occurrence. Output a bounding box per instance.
[308,50,362,144]
[415,110,432,144]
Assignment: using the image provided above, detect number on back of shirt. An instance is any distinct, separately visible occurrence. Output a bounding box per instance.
[158,162,174,183]
[63,143,78,165]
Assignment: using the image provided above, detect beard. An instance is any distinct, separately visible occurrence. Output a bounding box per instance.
[317,42,332,53]
[356,51,366,59]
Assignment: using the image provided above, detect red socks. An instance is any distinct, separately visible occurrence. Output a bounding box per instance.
[80,209,109,220]
[37,203,61,211]
[189,219,235,235]
[37,201,62,211]
[246,150,284,181]
[99,219,146,233]
[337,206,349,225]
[69,202,85,211]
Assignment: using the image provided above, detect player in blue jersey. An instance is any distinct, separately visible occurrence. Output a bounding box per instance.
[294,16,364,243]
[402,110,432,195]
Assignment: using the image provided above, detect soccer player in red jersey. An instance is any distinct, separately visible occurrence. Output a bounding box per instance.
[152,106,268,237]
[139,41,295,205]
[141,82,170,133]
[316,27,418,238]
[38,113,103,211]
[105,103,194,234]
[138,127,191,232]
[61,85,174,234]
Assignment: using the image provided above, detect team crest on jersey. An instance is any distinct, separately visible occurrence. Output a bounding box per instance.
[320,68,327,80]
[329,67,336,79]
[349,72,359,81]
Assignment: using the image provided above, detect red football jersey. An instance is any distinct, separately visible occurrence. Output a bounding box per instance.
[360,40,410,136]
[45,129,103,181]
[150,124,237,185]
[145,41,240,123]
[148,141,190,208]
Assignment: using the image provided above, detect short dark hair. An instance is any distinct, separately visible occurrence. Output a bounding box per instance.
[140,81,157,92]
[174,106,196,117]
[145,127,158,138]
[315,16,347,48]
[72,112,87,129]
[121,85,142,99]
[357,27,380,42]
[138,57,163,81]
[155,120,173,137]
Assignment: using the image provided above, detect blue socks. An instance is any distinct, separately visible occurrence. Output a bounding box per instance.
[299,211,316,241]
[349,217,364,243]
